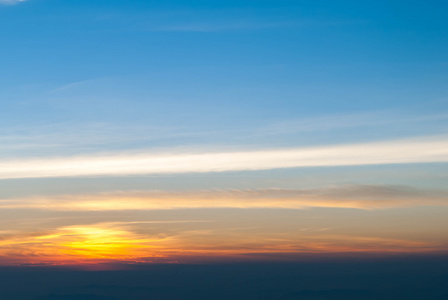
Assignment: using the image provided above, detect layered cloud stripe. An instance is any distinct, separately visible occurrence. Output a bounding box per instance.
[0,137,447,179]
[1,185,447,211]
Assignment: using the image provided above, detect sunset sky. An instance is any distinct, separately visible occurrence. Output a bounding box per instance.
[1,0,448,269]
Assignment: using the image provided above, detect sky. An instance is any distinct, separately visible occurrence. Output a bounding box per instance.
[0,0,448,269]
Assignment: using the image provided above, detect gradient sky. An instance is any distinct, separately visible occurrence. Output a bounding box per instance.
[1,0,448,268]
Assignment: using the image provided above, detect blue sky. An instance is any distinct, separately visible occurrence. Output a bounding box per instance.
[0,0,448,267]
[1,0,448,165]
[2,0,448,126]
[1,0,447,186]
[1,2,448,150]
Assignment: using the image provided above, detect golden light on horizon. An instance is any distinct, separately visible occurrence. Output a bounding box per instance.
[56,226,159,260]
[0,218,443,268]
[0,223,174,266]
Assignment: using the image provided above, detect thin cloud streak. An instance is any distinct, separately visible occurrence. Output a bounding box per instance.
[259,112,448,135]
[2,185,447,211]
[0,0,26,5]
[151,21,295,32]
[0,136,447,179]
[1,111,445,156]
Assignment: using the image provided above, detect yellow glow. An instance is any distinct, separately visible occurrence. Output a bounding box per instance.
[0,220,442,268]
[0,223,174,266]
[58,226,162,260]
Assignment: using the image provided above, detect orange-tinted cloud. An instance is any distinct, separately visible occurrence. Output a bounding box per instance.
[1,185,447,211]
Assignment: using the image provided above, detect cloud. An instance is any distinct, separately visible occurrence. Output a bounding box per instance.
[1,110,445,158]
[0,122,186,154]
[1,185,447,211]
[259,111,448,136]
[0,0,26,5]
[0,136,447,179]
[151,21,294,32]
[147,19,360,33]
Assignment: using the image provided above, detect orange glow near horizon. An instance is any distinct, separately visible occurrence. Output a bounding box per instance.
[1,187,447,268]
[0,221,443,268]
[0,225,153,266]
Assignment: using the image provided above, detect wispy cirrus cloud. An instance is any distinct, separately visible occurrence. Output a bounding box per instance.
[1,109,445,157]
[146,18,359,33]
[0,136,447,180]
[151,21,295,32]
[259,111,448,136]
[0,0,27,5]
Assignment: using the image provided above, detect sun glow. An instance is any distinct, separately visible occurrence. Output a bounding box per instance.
[0,219,441,268]
[0,223,174,266]
[56,226,154,260]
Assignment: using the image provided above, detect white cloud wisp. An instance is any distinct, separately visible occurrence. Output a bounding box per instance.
[0,0,26,5]
[0,136,447,180]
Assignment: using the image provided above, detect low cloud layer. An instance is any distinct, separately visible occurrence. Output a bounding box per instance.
[0,185,446,267]
[1,184,447,211]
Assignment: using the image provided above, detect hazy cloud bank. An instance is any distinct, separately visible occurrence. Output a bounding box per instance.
[1,184,447,211]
